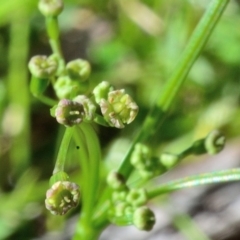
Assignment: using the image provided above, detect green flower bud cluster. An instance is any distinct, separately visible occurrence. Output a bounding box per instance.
[131,143,165,180]
[52,80,139,128]
[107,171,155,231]
[54,59,91,99]
[93,81,138,129]
[28,54,91,100]
[45,180,80,215]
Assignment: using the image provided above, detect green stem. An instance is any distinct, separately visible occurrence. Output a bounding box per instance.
[118,0,230,179]
[81,123,101,219]
[45,16,65,73]
[34,94,58,106]
[53,127,73,174]
[73,125,91,213]
[147,168,240,199]
[73,123,101,240]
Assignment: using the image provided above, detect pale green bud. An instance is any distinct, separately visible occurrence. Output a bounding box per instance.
[112,190,128,203]
[204,130,225,155]
[126,188,148,207]
[100,89,138,128]
[66,59,91,82]
[28,55,58,79]
[133,206,155,231]
[45,181,80,215]
[92,81,114,104]
[131,143,151,169]
[54,76,81,99]
[160,153,179,169]
[107,171,126,190]
[114,202,130,217]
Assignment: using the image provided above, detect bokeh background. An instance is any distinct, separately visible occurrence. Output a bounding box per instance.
[0,0,240,239]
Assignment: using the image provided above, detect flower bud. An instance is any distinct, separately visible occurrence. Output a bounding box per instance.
[38,0,64,17]
[132,206,155,231]
[28,55,58,79]
[131,143,151,169]
[55,99,85,127]
[73,95,96,121]
[107,171,126,190]
[54,76,81,99]
[99,89,138,128]
[126,188,148,207]
[66,59,91,82]
[112,190,128,203]
[160,153,179,169]
[92,81,114,104]
[114,202,130,217]
[45,181,80,215]
[204,130,225,155]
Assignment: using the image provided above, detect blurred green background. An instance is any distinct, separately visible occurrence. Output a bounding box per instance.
[0,0,240,239]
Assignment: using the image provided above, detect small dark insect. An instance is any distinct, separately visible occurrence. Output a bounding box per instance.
[76,146,80,150]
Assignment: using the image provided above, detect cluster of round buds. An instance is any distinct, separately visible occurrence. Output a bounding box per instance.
[107,170,155,231]
[45,181,80,215]
[131,143,164,180]
[53,59,91,99]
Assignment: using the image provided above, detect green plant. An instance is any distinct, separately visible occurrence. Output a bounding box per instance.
[2,0,240,239]
[29,0,239,239]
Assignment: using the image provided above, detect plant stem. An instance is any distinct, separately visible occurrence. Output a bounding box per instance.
[45,16,65,73]
[53,127,73,174]
[73,123,101,240]
[147,168,240,199]
[34,94,58,106]
[118,0,230,179]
